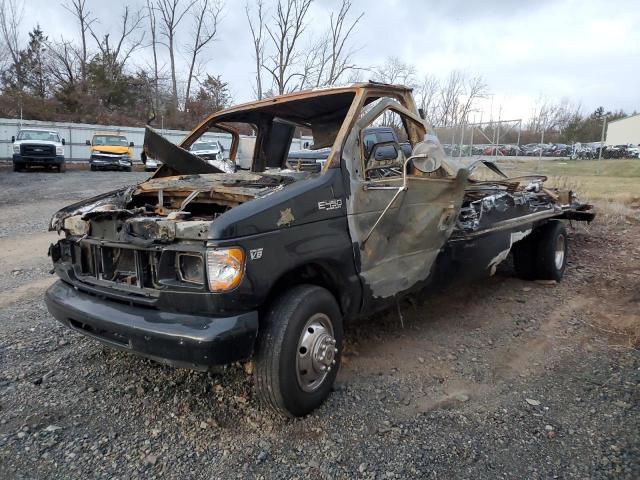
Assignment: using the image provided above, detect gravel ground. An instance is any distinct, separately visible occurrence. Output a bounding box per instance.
[0,168,638,479]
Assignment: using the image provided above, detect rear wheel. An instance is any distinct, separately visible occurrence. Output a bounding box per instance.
[535,220,567,281]
[512,220,568,282]
[255,285,342,417]
[512,234,538,280]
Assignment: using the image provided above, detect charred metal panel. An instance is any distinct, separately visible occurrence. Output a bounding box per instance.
[340,95,468,301]
[144,126,222,175]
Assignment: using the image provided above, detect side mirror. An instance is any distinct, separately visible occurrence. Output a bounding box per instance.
[85,140,91,146]
[61,138,65,145]
[11,135,15,143]
[129,142,134,147]
[368,141,399,162]
[409,141,441,173]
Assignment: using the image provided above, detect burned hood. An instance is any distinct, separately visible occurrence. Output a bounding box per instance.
[143,126,224,175]
[49,186,136,232]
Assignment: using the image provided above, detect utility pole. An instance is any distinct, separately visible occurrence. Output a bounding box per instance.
[598,116,607,161]
[538,129,545,171]
[598,116,607,175]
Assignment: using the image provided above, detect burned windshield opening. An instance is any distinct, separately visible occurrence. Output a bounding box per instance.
[179,90,358,174]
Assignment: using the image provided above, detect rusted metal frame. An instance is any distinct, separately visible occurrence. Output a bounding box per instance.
[322,86,367,171]
[353,96,425,182]
[459,209,560,239]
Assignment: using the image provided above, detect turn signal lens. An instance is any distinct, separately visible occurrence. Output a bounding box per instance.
[206,248,244,291]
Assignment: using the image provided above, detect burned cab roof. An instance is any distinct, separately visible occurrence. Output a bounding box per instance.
[204,83,411,125]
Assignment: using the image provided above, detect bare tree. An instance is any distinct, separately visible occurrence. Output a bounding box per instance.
[374,56,416,86]
[245,0,266,99]
[46,38,80,105]
[437,70,465,127]
[323,0,363,85]
[457,74,488,124]
[146,0,160,112]
[528,96,580,135]
[415,74,439,123]
[262,0,313,95]
[62,0,94,83]
[156,0,197,110]
[184,0,223,109]
[0,0,24,74]
[88,5,145,69]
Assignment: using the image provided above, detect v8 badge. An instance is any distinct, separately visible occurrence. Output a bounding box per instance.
[249,248,263,260]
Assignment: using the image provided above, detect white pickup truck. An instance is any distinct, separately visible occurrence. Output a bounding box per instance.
[12,128,66,172]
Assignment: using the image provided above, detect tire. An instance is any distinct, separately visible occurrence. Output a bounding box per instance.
[13,162,21,172]
[125,166,132,172]
[512,235,538,280]
[255,284,343,417]
[534,220,568,281]
[58,163,66,173]
[512,220,568,282]
[90,164,96,171]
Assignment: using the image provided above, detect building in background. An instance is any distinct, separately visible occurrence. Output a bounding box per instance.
[606,114,640,145]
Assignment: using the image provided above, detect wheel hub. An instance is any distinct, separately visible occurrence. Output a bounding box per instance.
[296,314,338,392]
[554,235,565,270]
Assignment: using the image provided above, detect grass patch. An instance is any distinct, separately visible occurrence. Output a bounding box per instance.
[493,158,640,205]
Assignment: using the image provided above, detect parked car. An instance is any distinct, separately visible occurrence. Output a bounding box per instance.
[11,128,66,172]
[87,132,134,171]
[45,83,595,417]
[189,140,234,173]
[626,145,640,158]
[552,144,571,157]
[141,151,160,171]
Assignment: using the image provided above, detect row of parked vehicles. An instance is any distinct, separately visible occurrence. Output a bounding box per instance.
[439,142,640,159]
[10,128,137,173]
[9,127,230,173]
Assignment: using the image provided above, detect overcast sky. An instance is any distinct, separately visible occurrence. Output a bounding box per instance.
[22,0,640,121]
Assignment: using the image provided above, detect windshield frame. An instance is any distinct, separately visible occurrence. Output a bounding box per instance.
[191,141,221,152]
[92,135,129,147]
[17,130,61,142]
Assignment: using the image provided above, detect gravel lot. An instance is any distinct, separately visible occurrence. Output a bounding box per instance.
[0,168,638,479]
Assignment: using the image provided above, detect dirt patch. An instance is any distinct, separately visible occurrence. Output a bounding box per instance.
[0,170,638,479]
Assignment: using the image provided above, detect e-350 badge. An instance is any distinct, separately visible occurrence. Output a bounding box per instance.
[318,199,343,211]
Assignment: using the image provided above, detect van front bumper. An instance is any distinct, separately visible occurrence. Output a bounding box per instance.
[45,280,259,369]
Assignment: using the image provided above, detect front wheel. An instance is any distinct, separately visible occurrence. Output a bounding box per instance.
[255,285,343,417]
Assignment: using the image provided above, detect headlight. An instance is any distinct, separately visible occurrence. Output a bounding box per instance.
[13,144,20,154]
[177,253,205,284]
[206,248,244,291]
[56,146,64,155]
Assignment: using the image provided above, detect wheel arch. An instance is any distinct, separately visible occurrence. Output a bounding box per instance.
[262,259,355,320]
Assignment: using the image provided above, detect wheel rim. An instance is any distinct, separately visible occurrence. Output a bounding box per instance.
[554,234,565,270]
[296,313,337,393]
